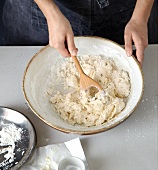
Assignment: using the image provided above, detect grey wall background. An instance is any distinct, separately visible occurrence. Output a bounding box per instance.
[0,0,157,45]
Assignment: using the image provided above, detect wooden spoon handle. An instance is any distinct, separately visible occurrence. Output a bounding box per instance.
[71,55,84,75]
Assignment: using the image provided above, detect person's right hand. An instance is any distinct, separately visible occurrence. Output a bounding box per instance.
[34,0,78,57]
[47,9,78,57]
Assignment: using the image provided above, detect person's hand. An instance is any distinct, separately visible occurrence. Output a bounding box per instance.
[47,9,78,57]
[124,19,148,65]
[34,0,78,57]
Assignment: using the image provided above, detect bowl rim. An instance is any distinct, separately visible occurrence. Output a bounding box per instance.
[58,156,85,170]
[22,36,144,135]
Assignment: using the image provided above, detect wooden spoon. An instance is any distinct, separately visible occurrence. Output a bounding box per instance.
[71,55,103,91]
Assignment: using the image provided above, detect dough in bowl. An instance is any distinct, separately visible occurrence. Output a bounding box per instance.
[48,55,131,127]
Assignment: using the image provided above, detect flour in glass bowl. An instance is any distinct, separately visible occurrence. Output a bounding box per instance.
[0,122,22,167]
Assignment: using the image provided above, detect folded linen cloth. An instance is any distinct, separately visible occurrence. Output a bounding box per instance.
[20,138,90,170]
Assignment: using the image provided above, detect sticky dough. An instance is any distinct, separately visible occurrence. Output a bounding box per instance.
[48,55,131,127]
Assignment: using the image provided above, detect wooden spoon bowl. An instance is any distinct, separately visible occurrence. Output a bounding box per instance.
[71,55,103,91]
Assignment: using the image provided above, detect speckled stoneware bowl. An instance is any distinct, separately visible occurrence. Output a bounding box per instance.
[22,36,143,135]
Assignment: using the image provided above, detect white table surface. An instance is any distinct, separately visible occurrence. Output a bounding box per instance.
[0,45,157,170]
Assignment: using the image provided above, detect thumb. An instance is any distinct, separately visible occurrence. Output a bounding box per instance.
[67,34,78,56]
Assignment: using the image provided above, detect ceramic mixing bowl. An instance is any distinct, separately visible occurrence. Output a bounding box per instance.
[22,36,143,135]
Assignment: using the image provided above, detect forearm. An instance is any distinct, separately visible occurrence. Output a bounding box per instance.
[34,0,62,22]
[131,0,154,23]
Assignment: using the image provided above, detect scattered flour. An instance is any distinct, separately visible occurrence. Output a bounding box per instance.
[0,122,22,167]
[48,55,131,127]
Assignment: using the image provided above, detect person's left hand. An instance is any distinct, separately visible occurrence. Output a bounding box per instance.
[124,19,148,65]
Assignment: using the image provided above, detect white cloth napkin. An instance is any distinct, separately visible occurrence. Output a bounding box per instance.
[20,138,90,170]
